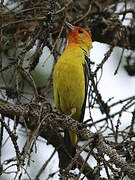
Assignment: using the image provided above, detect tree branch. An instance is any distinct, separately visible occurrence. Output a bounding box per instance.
[0,99,135,179]
[1,0,135,50]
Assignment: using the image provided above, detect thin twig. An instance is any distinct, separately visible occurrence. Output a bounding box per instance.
[35,150,56,180]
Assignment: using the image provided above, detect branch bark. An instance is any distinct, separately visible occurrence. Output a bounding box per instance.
[0,99,135,179]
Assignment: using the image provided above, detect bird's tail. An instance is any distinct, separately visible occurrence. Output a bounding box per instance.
[58,129,77,169]
[65,129,77,157]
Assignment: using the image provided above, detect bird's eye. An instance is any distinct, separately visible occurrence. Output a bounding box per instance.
[78,29,83,34]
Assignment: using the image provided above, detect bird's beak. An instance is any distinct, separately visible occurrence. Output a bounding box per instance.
[65,22,75,31]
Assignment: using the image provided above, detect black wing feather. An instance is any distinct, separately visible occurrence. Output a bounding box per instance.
[79,55,89,122]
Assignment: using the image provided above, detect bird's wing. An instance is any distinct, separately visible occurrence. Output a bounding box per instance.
[79,55,89,122]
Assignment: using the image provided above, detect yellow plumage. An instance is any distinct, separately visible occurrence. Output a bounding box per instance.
[53,23,92,169]
[53,47,85,146]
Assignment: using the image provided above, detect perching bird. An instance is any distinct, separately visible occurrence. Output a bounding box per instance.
[53,22,92,169]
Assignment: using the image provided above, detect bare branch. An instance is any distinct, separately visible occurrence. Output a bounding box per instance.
[0,99,135,178]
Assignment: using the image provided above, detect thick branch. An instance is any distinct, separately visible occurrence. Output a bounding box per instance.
[0,100,135,178]
[0,99,96,179]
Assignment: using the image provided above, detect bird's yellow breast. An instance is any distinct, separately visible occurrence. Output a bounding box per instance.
[53,47,85,121]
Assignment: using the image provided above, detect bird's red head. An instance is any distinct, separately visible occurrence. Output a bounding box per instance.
[66,22,92,53]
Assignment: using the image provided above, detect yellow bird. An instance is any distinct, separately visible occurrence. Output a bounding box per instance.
[53,22,92,169]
